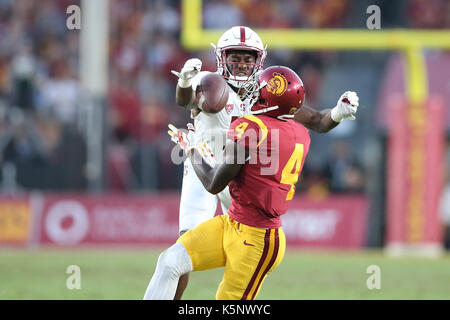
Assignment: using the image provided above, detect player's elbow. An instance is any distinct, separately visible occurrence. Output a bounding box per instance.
[206,182,225,195]
[206,185,221,195]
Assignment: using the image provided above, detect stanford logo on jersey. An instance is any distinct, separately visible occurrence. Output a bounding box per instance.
[225,103,234,114]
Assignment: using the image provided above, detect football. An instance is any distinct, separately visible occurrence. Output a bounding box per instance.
[196,73,229,113]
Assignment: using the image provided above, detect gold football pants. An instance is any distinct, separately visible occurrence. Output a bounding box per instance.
[177,214,286,300]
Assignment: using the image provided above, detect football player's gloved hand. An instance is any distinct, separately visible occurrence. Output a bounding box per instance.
[168,123,216,167]
[171,58,202,88]
[168,123,195,152]
[331,91,359,122]
[190,142,217,168]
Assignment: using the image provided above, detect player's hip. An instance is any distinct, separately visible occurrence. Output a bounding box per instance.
[226,215,286,269]
[177,214,285,270]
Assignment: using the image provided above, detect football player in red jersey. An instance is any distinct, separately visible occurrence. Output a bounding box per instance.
[144,66,314,300]
[170,26,358,299]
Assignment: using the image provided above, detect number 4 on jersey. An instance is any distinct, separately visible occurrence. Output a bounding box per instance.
[235,122,249,139]
[280,143,304,200]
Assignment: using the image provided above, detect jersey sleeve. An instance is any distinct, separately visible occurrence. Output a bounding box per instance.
[227,116,266,149]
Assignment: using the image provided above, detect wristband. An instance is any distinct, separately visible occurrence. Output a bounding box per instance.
[178,77,193,88]
[330,107,343,123]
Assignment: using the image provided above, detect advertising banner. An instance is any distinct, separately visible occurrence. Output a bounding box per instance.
[34,193,368,249]
[282,195,368,248]
[0,193,368,249]
[38,193,180,246]
[0,196,30,244]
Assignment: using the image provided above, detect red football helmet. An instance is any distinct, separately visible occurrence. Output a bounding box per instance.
[249,66,305,120]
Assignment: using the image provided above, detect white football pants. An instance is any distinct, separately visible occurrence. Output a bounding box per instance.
[178,157,231,234]
[143,242,193,300]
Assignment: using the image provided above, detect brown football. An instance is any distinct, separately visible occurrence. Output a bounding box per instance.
[196,73,229,114]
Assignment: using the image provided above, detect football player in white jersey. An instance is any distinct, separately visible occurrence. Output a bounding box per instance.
[159,26,359,299]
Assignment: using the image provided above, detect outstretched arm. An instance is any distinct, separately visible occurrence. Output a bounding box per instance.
[292,106,338,133]
[172,58,202,109]
[293,91,359,133]
[175,86,196,108]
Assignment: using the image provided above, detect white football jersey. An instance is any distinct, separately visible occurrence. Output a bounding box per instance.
[191,71,250,157]
[178,71,247,233]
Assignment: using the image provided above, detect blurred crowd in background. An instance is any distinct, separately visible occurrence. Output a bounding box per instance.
[0,0,448,198]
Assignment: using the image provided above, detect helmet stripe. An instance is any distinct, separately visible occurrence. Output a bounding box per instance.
[240,26,246,43]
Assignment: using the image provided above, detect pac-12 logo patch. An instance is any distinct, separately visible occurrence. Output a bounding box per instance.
[267,72,288,96]
[225,103,234,114]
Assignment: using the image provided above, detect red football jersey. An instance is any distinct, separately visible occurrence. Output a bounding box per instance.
[226,114,310,228]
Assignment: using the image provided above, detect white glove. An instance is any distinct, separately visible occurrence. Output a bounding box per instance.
[171,58,202,88]
[168,123,195,151]
[330,91,359,122]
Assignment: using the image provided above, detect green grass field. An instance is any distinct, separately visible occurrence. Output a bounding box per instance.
[1,247,449,300]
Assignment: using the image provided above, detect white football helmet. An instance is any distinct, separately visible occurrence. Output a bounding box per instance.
[212,26,267,90]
